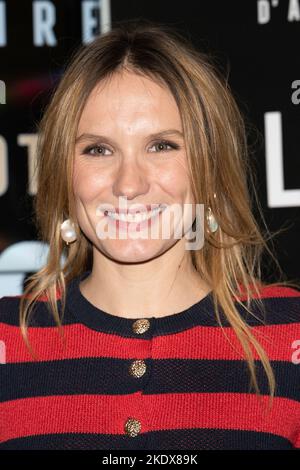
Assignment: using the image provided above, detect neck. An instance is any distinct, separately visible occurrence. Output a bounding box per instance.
[79,240,211,319]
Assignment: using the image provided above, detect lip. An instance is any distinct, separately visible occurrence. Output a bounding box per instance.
[104,205,166,232]
[102,204,166,215]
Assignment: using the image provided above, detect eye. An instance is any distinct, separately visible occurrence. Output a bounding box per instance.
[81,139,180,157]
[149,140,180,153]
[82,145,112,157]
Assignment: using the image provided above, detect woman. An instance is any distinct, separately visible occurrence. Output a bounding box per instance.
[1,19,300,450]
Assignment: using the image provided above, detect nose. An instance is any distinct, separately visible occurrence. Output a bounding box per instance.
[112,159,151,201]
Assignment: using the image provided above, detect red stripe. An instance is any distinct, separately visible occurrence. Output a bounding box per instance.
[237,284,300,300]
[0,393,299,445]
[1,322,300,363]
[153,323,300,362]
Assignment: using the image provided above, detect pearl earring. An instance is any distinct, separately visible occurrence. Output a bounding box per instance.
[60,219,77,245]
[206,193,218,233]
[206,207,219,233]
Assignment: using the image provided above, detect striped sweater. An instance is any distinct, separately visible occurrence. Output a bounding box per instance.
[1,270,300,450]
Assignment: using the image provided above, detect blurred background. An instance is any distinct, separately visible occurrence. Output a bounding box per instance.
[0,0,299,295]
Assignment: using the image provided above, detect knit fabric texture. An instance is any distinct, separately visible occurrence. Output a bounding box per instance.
[1,270,300,450]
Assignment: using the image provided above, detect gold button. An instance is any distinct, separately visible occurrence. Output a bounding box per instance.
[124,418,141,437]
[132,318,150,334]
[129,360,147,378]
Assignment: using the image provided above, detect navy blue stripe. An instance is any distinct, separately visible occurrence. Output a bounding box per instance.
[1,294,300,331]
[1,358,300,401]
[0,296,71,327]
[0,429,294,450]
[1,273,300,336]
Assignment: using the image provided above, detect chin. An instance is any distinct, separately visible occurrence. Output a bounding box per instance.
[98,238,170,263]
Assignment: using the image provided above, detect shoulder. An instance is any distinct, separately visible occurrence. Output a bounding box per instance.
[0,296,23,362]
[237,284,300,325]
[257,284,300,300]
[0,294,22,327]
[0,293,61,329]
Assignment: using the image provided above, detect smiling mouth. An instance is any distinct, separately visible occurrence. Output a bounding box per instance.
[104,205,166,223]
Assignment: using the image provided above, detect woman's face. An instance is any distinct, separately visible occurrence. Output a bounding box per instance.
[73,70,196,262]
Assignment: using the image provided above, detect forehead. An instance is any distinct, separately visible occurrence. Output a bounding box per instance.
[77,70,182,133]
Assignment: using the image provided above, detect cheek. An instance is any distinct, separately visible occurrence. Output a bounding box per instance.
[73,162,107,203]
[158,163,192,200]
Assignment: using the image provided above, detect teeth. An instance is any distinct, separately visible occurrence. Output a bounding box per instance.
[106,207,162,223]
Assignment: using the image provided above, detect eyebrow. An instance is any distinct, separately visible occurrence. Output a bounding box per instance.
[75,129,184,145]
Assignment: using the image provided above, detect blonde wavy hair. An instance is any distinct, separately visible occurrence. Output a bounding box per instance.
[20,19,299,411]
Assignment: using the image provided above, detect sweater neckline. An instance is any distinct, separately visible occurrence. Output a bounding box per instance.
[65,270,216,337]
